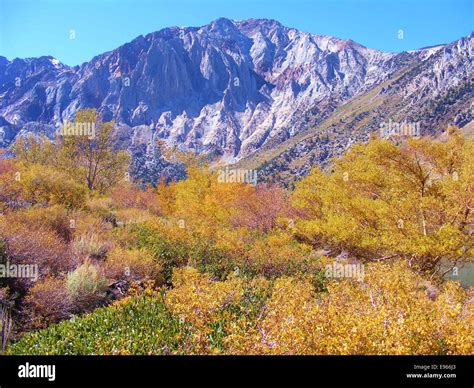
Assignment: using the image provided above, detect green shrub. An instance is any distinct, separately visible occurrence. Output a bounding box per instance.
[133,224,190,283]
[8,296,189,355]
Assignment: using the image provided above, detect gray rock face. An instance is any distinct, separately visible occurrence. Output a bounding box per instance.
[0,19,472,164]
[389,34,474,124]
[247,34,473,186]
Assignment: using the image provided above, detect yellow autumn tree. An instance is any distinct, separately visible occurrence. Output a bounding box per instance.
[12,110,130,193]
[292,128,473,276]
[13,134,59,166]
[58,109,130,192]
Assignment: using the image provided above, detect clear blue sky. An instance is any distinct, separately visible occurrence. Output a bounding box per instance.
[0,0,472,66]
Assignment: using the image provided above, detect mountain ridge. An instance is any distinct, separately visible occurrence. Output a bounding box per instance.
[0,18,472,183]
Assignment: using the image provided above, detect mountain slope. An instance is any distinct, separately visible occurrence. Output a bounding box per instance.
[0,19,472,180]
[236,33,474,184]
[0,20,426,153]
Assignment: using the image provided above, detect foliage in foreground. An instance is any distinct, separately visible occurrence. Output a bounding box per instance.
[293,128,474,274]
[8,294,188,355]
[0,111,472,355]
[9,264,473,355]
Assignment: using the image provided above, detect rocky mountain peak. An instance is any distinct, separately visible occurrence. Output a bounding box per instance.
[0,19,472,168]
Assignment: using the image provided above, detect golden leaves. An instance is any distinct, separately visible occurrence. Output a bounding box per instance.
[168,262,473,355]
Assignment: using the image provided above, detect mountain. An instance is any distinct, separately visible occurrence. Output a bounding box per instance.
[0,18,472,182]
[236,32,474,184]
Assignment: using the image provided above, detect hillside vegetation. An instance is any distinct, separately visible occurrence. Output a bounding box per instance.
[0,110,472,355]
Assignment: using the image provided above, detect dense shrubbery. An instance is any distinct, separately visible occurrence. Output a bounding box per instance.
[8,295,189,355]
[9,265,473,355]
[67,261,109,313]
[19,164,88,209]
[24,277,71,329]
[0,110,472,355]
[292,129,474,274]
